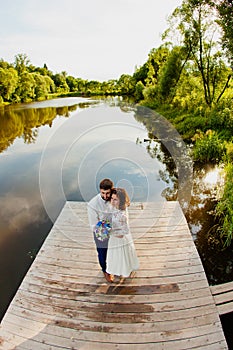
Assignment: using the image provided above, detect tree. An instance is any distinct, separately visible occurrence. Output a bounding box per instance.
[158,46,188,101]
[166,0,232,107]
[134,81,145,101]
[66,75,78,92]
[15,71,36,102]
[14,53,30,75]
[144,46,170,86]
[85,80,102,95]
[0,59,11,69]
[32,73,54,99]
[52,73,69,93]
[76,78,88,94]
[100,80,118,95]
[117,74,135,95]
[29,64,53,77]
[216,0,233,66]
[0,67,18,101]
[133,62,148,85]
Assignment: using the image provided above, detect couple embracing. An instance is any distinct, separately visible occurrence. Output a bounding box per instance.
[87,178,139,283]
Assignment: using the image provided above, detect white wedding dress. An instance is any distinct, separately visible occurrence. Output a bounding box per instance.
[106,207,139,277]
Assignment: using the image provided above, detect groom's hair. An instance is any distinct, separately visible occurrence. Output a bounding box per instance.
[99,178,114,190]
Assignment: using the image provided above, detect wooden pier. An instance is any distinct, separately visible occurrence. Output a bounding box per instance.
[0,201,228,349]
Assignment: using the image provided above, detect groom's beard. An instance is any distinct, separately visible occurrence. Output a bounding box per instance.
[101,196,111,202]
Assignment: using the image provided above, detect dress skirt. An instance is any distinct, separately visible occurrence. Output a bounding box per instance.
[106,233,139,277]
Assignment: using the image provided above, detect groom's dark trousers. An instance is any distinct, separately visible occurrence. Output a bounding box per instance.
[94,234,109,273]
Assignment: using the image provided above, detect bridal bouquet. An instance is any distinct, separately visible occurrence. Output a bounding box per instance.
[94,220,111,241]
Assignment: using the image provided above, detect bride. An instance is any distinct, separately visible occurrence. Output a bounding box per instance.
[106,187,139,280]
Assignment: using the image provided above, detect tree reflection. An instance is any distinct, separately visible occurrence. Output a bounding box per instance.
[185,164,233,285]
[137,136,178,201]
[0,104,79,153]
[133,105,193,210]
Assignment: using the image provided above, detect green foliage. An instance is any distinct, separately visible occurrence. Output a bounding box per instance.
[172,74,205,111]
[165,0,231,108]
[52,73,69,93]
[192,130,226,163]
[144,46,170,87]
[157,46,184,101]
[15,71,36,102]
[32,73,55,99]
[134,81,144,101]
[173,114,209,140]
[0,67,18,100]
[142,85,159,103]
[14,53,30,75]
[209,105,233,137]
[66,75,78,92]
[133,62,148,85]
[216,0,233,65]
[117,74,135,95]
[225,143,233,162]
[215,163,233,246]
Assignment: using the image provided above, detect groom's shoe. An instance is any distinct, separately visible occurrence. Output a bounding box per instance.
[103,272,114,283]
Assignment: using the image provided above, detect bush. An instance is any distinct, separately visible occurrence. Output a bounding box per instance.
[215,163,233,246]
[210,106,233,134]
[225,143,233,162]
[192,130,226,163]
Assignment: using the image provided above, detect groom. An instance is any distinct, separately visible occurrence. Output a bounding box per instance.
[87,178,114,283]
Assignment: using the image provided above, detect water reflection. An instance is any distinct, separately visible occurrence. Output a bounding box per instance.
[0,97,96,154]
[38,103,177,222]
[0,97,179,320]
[134,107,193,211]
[185,164,233,285]
[0,96,232,325]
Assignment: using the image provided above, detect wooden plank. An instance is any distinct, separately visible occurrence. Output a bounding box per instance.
[46,231,193,244]
[0,201,227,349]
[5,309,218,331]
[18,282,211,304]
[30,260,204,278]
[212,290,233,305]
[23,269,208,286]
[210,282,233,315]
[17,279,212,305]
[0,320,227,350]
[210,281,233,295]
[36,253,201,268]
[216,301,233,315]
[1,317,224,344]
[8,302,217,326]
[13,288,217,315]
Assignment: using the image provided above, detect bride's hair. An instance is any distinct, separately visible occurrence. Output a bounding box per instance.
[111,188,130,210]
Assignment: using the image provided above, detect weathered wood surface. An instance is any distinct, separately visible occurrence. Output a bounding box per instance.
[211,281,233,315]
[0,201,228,349]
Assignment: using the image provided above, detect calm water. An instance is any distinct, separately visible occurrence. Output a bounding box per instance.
[0,97,232,347]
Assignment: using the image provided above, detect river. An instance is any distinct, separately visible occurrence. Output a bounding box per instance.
[0,96,232,347]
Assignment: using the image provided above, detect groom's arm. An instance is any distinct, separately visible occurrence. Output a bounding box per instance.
[87,198,99,232]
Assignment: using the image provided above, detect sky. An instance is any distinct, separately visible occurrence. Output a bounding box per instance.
[0,0,182,81]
